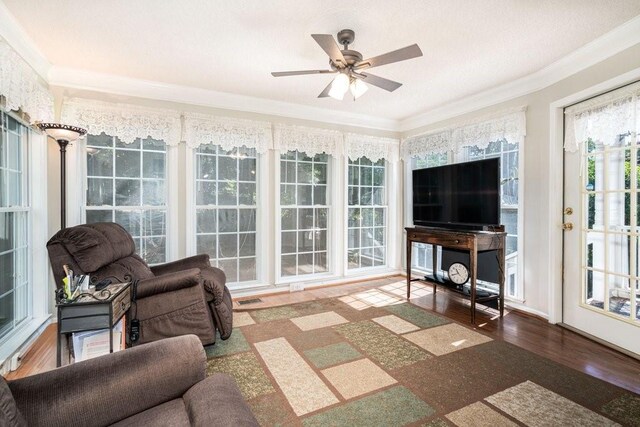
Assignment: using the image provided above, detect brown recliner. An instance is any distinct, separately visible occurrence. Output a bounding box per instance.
[46,222,233,346]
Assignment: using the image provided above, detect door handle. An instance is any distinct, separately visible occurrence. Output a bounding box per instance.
[562,222,574,231]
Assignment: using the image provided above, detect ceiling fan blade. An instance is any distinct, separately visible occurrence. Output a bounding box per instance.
[311,34,347,67]
[354,72,403,92]
[271,69,336,77]
[318,80,333,98]
[355,44,423,70]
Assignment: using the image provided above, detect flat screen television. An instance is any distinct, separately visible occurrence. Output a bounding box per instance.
[412,158,500,229]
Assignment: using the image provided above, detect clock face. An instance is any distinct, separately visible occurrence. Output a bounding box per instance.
[448,262,469,285]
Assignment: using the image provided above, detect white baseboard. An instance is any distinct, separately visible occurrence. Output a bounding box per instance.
[505,300,549,321]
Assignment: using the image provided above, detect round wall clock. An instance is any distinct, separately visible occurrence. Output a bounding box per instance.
[447,262,469,285]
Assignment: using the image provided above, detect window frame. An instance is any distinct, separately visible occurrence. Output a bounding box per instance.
[344,156,390,273]
[275,150,333,283]
[191,144,260,288]
[81,134,171,265]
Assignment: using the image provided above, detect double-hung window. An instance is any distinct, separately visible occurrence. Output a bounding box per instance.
[194,145,257,285]
[0,112,30,341]
[84,134,168,264]
[280,151,329,278]
[347,157,387,269]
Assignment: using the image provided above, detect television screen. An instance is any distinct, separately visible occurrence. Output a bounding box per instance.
[412,158,500,228]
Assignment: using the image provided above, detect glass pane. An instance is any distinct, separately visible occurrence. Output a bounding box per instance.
[297,185,313,205]
[142,137,166,151]
[115,150,140,178]
[298,253,314,275]
[281,255,296,276]
[142,180,165,205]
[298,208,314,230]
[239,183,256,205]
[608,274,631,319]
[281,161,296,183]
[218,209,238,233]
[196,181,216,205]
[348,208,361,227]
[197,235,217,259]
[315,230,327,251]
[218,234,238,258]
[315,208,327,229]
[198,155,216,180]
[348,166,359,185]
[238,158,256,181]
[585,231,605,270]
[586,193,604,230]
[87,148,113,177]
[281,208,297,230]
[585,270,605,309]
[141,237,165,264]
[219,259,238,283]
[315,252,328,273]
[348,187,359,205]
[86,209,112,224]
[348,250,359,269]
[87,133,113,147]
[0,293,14,339]
[87,178,113,206]
[239,258,256,282]
[348,229,360,249]
[360,167,373,186]
[218,156,237,181]
[143,152,165,179]
[281,232,297,254]
[144,210,166,236]
[218,182,238,205]
[238,233,256,257]
[0,212,15,253]
[314,186,326,205]
[373,167,384,186]
[313,164,327,184]
[197,209,217,233]
[115,210,141,236]
[361,248,373,267]
[298,231,313,253]
[115,179,141,206]
[116,137,139,149]
[297,163,312,183]
[281,184,295,205]
[0,251,14,295]
[239,209,256,232]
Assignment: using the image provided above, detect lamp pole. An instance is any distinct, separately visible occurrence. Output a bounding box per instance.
[56,139,69,229]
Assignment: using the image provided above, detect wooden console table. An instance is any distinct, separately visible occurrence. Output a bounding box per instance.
[406,226,506,324]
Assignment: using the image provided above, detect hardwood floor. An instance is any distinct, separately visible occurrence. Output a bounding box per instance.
[5,275,640,394]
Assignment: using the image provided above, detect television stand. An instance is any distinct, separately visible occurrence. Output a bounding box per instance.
[405,226,506,324]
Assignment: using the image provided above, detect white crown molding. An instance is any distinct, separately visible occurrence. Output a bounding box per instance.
[0,1,50,79]
[48,66,400,132]
[399,14,640,132]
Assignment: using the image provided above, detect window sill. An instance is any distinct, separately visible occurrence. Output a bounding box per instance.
[0,315,52,369]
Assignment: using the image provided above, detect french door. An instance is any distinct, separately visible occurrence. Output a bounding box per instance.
[563,134,640,356]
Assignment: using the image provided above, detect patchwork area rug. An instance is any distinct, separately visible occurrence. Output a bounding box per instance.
[204,287,640,426]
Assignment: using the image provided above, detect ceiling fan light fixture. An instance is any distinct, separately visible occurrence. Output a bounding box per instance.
[328,73,350,100]
[349,79,368,99]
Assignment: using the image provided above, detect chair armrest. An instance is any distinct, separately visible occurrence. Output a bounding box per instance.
[184,374,259,426]
[9,335,206,427]
[137,268,202,299]
[150,254,211,276]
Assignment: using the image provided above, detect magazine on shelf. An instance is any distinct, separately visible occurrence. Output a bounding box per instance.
[72,319,123,362]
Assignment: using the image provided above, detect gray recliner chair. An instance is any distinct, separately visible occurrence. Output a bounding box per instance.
[1,335,259,427]
[46,222,233,346]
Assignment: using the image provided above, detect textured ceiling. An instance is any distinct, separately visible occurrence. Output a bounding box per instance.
[4,0,640,121]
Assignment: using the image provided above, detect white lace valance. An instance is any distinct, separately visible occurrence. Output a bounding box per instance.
[402,108,527,158]
[61,98,182,145]
[564,81,640,152]
[274,124,343,157]
[183,113,272,153]
[345,133,399,162]
[0,38,53,123]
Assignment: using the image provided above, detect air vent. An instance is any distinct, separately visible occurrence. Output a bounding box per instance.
[237,298,262,305]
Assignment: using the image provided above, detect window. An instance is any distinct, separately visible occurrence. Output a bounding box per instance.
[347,157,386,269]
[280,151,329,277]
[410,152,449,272]
[0,112,30,340]
[409,141,522,299]
[194,145,257,285]
[459,139,519,297]
[84,134,167,264]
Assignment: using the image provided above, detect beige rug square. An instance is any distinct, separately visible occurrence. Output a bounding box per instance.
[290,311,348,331]
[403,323,492,356]
[446,401,518,427]
[321,358,397,400]
[373,314,420,334]
[233,311,256,327]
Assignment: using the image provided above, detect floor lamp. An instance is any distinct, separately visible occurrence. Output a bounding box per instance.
[37,123,87,230]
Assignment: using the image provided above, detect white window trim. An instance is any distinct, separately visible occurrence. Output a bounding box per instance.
[0,114,50,366]
[67,137,176,264]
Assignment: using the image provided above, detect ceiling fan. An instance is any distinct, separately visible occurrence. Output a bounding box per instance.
[271,29,423,100]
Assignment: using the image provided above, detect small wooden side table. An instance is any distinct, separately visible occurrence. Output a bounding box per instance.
[56,282,131,367]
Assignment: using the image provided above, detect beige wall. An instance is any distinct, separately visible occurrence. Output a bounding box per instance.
[45,42,640,317]
[401,43,640,316]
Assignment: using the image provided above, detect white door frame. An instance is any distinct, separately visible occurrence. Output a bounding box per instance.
[547,67,640,324]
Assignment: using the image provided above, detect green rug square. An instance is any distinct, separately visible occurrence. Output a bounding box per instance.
[384,303,449,329]
[251,306,300,323]
[304,342,362,369]
[205,328,250,358]
[206,352,274,399]
[302,386,434,427]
